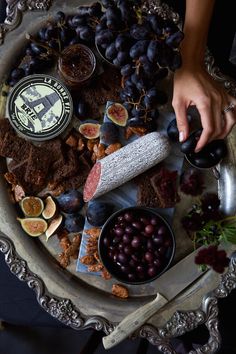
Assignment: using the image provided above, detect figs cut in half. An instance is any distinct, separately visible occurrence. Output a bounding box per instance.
[17,217,48,237]
[45,214,64,241]
[42,196,57,219]
[20,196,44,217]
[106,103,128,126]
[79,122,101,139]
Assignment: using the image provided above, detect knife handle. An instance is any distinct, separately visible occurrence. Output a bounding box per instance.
[102,293,168,350]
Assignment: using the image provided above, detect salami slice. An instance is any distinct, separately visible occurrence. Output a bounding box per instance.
[83,132,170,202]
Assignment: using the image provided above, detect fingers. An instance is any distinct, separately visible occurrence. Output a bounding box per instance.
[194,102,215,152]
[218,110,236,139]
[172,100,189,142]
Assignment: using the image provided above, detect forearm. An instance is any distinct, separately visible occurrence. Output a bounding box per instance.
[181,0,215,66]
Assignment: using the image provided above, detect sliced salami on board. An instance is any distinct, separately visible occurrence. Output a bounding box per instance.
[83,132,171,202]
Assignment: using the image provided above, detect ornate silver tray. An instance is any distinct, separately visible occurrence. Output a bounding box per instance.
[1,1,236,353]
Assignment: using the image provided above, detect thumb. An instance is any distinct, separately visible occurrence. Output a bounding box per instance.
[172,101,189,142]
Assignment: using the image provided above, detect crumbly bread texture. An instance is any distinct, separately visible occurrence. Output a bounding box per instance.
[136,164,180,208]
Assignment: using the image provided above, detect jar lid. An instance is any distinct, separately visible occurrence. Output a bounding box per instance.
[7,74,73,141]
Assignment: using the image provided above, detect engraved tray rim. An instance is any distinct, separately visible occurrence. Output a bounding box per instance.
[1,1,236,353]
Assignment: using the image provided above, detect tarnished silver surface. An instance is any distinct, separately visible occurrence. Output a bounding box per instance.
[0,1,236,354]
[0,0,52,45]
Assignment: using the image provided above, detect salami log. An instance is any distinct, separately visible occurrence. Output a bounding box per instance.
[83,132,170,202]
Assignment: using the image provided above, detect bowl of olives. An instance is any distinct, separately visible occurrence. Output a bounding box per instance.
[98,206,176,285]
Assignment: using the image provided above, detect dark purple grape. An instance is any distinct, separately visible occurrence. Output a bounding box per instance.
[129,259,137,268]
[131,236,141,248]
[79,26,94,42]
[130,24,150,40]
[147,40,159,63]
[88,2,102,17]
[96,29,114,45]
[76,100,88,118]
[181,129,202,154]
[129,40,149,59]
[101,0,114,8]
[127,273,136,281]
[145,251,154,263]
[114,227,124,236]
[147,239,154,249]
[121,63,134,76]
[123,234,132,244]
[117,51,130,65]
[118,215,124,222]
[77,5,91,17]
[55,11,66,23]
[105,42,117,60]
[132,221,143,230]
[125,226,134,235]
[115,34,131,51]
[152,234,164,246]
[153,259,161,268]
[140,217,150,226]
[148,266,158,277]
[121,265,131,274]
[112,236,121,245]
[146,14,163,35]
[124,245,132,255]
[145,224,155,235]
[71,15,86,27]
[30,43,46,55]
[10,68,25,80]
[124,212,134,222]
[166,31,184,48]
[150,217,159,226]
[117,252,128,264]
[136,265,145,273]
[157,225,168,237]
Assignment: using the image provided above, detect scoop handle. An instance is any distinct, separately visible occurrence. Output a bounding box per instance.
[102,293,168,350]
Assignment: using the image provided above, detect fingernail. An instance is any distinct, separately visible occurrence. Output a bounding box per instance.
[179,131,184,142]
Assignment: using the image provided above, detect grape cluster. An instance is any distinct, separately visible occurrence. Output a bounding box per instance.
[195,245,230,273]
[95,0,184,131]
[8,5,103,87]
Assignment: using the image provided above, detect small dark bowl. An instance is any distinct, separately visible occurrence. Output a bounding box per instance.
[98,206,176,285]
[95,41,117,67]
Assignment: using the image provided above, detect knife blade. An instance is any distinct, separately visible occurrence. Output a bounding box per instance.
[102,248,207,350]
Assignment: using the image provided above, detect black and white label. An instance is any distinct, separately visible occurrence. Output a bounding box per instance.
[7,74,73,140]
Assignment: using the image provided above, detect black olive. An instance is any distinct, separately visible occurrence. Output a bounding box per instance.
[167,118,179,142]
[180,129,202,154]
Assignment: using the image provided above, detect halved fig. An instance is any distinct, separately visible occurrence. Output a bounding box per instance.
[42,196,57,219]
[79,122,101,139]
[45,214,64,241]
[106,103,128,126]
[20,196,44,217]
[17,217,47,237]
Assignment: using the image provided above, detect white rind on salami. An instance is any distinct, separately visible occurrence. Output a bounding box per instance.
[83,132,171,202]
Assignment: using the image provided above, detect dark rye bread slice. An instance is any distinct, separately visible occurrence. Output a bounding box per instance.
[137,173,160,208]
[136,164,180,208]
[52,148,79,183]
[0,131,31,161]
[24,145,51,186]
[8,159,44,195]
[0,118,15,139]
[39,138,66,171]
[150,168,180,208]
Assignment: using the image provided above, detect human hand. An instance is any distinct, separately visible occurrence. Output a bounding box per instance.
[172,64,236,152]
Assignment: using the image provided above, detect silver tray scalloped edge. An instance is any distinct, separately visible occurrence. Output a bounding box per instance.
[1,1,236,353]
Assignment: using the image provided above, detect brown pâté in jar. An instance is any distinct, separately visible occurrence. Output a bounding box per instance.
[58,44,96,89]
